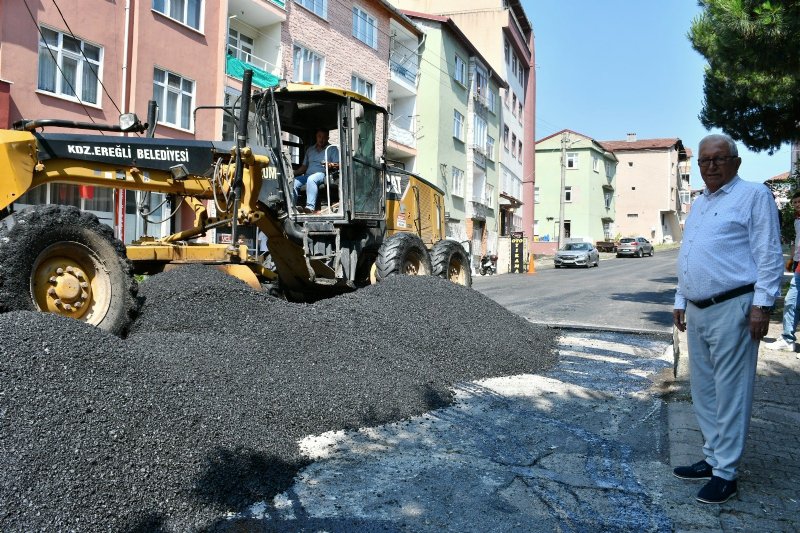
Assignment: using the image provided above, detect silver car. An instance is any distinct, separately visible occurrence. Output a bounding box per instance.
[616,237,654,258]
[554,242,600,268]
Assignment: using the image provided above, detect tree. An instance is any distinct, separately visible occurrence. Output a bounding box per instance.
[689,0,800,153]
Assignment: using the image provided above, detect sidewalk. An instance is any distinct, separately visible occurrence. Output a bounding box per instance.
[666,318,800,531]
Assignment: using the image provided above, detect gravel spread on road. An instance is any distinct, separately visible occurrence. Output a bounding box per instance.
[0,265,559,531]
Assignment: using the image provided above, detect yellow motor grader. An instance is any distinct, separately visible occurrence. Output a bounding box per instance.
[0,71,471,335]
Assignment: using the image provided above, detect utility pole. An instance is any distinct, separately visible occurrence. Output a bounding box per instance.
[559,132,568,249]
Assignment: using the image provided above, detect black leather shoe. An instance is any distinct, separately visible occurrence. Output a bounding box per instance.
[673,460,713,480]
[696,476,738,504]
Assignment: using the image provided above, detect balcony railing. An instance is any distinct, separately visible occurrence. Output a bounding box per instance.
[390,60,417,85]
[389,123,416,148]
[227,45,275,73]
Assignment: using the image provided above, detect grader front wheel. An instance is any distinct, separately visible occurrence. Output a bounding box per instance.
[375,232,432,281]
[0,205,139,336]
[430,239,472,287]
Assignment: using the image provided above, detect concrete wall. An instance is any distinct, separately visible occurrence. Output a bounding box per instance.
[613,148,682,243]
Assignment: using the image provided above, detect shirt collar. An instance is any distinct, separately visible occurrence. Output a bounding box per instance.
[703,175,741,197]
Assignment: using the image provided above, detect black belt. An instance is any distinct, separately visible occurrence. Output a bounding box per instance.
[689,284,755,309]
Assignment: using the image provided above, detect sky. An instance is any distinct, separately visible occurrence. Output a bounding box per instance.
[525,0,791,189]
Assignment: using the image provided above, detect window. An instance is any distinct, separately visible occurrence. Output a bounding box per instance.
[227,28,254,63]
[605,160,615,177]
[451,167,464,197]
[566,152,578,168]
[511,133,517,158]
[488,89,497,113]
[453,110,464,141]
[592,155,600,173]
[511,93,517,116]
[296,0,326,18]
[37,27,102,105]
[454,55,466,85]
[486,136,495,160]
[293,44,323,84]
[352,7,377,48]
[153,67,195,130]
[473,114,487,150]
[604,191,612,209]
[517,101,523,120]
[485,183,494,208]
[351,75,373,99]
[534,186,540,204]
[152,0,202,30]
[503,126,509,150]
[475,66,488,99]
[517,140,523,160]
[504,38,510,65]
[627,213,639,218]
[512,54,518,79]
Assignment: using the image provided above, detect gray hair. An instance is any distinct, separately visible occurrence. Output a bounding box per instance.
[699,134,738,156]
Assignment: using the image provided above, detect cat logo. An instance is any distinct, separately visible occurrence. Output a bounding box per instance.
[262,165,278,181]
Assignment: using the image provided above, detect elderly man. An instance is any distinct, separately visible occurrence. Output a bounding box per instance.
[672,133,783,504]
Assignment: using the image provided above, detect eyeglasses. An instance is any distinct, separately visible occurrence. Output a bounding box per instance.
[697,156,737,167]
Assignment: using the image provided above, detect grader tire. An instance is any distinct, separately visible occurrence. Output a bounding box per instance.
[0,205,139,336]
[375,233,432,281]
[430,239,472,287]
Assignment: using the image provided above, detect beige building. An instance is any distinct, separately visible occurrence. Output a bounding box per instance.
[599,135,688,244]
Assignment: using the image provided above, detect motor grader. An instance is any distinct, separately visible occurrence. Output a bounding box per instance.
[0,71,471,335]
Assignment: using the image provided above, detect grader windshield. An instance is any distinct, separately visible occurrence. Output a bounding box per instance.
[262,85,386,220]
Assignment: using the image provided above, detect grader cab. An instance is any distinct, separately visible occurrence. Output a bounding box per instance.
[0,71,471,335]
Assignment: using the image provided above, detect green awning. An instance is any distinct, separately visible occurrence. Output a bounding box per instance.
[226,55,279,89]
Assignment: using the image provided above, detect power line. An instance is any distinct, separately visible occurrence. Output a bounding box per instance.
[50,0,123,115]
[22,0,101,130]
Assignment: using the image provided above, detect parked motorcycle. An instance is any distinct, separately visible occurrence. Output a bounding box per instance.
[479,254,498,275]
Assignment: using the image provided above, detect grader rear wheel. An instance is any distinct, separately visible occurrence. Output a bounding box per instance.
[375,232,432,281]
[0,205,139,336]
[430,239,472,287]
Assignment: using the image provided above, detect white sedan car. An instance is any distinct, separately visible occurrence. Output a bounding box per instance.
[554,242,600,268]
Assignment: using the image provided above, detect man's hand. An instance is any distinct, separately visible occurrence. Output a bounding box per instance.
[673,309,686,332]
[749,306,771,340]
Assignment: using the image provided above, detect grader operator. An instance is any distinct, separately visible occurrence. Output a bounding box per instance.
[0,71,471,335]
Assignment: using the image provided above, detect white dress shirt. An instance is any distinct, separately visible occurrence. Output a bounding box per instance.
[675,176,783,309]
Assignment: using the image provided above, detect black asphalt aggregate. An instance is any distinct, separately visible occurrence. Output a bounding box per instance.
[0,265,559,531]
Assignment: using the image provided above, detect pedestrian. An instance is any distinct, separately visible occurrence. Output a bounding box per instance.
[672,133,784,504]
[763,191,800,355]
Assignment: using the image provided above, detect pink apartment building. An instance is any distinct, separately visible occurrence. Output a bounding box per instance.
[0,0,415,243]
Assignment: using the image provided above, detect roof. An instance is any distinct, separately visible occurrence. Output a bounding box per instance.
[535,128,618,161]
[377,0,422,35]
[765,171,791,183]
[598,138,682,151]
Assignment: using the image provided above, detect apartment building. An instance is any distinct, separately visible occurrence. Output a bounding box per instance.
[390,0,535,251]
[534,129,617,253]
[599,134,688,244]
[404,12,505,267]
[1,0,419,245]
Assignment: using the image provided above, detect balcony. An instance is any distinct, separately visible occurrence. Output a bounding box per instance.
[226,55,279,89]
[390,60,416,85]
[470,198,492,220]
[389,123,415,149]
[472,91,489,109]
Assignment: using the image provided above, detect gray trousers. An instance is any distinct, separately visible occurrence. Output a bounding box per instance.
[686,292,759,481]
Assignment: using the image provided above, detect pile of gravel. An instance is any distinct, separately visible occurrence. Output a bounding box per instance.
[0,266,559,531]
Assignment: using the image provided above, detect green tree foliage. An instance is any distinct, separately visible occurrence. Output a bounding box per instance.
[689,0,800,153]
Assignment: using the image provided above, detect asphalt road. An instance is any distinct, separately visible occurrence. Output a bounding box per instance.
[472,248,679,334]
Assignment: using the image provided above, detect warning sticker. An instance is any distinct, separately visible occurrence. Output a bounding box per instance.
[396,214,406,228]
